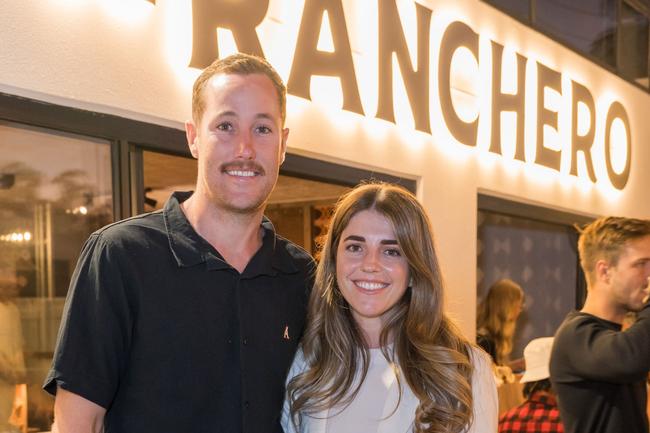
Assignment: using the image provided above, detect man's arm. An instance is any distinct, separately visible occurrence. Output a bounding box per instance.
[53,387,106,433]
[562,304,650,382]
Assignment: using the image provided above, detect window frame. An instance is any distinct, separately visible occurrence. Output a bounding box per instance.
[0,91,416,219]
[477,193,593,309]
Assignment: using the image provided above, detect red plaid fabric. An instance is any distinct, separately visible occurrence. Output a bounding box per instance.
[498,392,565,433]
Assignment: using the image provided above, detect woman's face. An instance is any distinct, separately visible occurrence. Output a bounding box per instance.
[511,297,524,320]
[336,209,410,334]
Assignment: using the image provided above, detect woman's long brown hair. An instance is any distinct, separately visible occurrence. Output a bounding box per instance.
[287,182,474,433]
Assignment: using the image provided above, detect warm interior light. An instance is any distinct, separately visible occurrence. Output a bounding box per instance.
[0,231,33,243]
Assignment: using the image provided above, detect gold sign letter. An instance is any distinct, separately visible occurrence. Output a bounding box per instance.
[570,80,597,182]
[287,0,364,115]
[438,21,479,147]
[189,0,268,69]
[535,62,562,171]
[604,101,631,190]
[376,0,432,133]
[490,41,526,160]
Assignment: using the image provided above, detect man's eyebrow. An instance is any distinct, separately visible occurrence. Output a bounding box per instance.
[255,113,274,121]
[215,110,236,118]
[213,112,276,121]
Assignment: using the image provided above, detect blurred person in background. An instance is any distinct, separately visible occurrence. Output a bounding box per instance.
[0,263,26,433]
[477,278,525,373]
[499,337,564,433]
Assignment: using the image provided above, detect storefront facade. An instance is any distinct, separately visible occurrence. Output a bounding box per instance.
[1,0,649,429]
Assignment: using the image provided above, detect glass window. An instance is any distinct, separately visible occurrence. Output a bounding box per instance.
[487,0,531,21]
[619,3,650,88]
[477,210,579,360]
[0,121,113,432]
[142,150,350,255]
[536,0,617,67]
[483,0,650,91]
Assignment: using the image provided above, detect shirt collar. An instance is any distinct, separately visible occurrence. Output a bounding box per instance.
[528,391,558,407]
[163,191,299,275]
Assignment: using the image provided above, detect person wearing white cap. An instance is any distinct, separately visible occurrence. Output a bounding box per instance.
[498,337,564,433]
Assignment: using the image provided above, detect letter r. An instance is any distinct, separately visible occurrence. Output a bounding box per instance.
[189,0,269,68]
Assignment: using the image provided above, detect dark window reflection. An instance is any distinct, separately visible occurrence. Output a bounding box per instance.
[488,0,531,21]
[0,121,112,432]
[536,0,616,67]
[483,0,650,90]
[620,3,649,87]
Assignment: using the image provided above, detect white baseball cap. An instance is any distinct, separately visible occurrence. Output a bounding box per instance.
[520,337,554,383]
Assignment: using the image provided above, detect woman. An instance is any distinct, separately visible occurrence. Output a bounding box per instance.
[282,183,497,433]
[476,279,524,370]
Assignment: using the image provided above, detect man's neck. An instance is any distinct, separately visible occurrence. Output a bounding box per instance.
[181,194,265,273]
[581,290,625,324]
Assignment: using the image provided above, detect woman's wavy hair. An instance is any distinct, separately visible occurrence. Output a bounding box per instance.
[287,182,474,433]
[476,279,524,365]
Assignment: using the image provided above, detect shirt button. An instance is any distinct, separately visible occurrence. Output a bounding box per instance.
[227,338,232,344]
[244,401,250,409]
[243,338,248,345]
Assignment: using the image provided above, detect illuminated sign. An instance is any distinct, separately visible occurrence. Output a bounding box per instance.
[178,0,632,190]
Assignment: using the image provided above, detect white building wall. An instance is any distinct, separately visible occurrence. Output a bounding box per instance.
[2,0,649,337]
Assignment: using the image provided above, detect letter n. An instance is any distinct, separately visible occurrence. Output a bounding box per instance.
[376,0,432,133]
[438,21,479,147]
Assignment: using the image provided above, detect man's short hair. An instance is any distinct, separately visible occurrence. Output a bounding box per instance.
[191,53,287,126]
[578,216,650,285]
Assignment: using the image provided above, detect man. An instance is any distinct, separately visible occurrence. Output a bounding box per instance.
[550,216,650,433]
[43,53,314,433]
[499,337,564,433]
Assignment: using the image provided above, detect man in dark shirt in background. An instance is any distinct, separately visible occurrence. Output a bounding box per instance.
[43,53,314,433]
[550,216,650,433]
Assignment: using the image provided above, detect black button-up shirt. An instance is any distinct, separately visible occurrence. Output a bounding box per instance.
[44,191,314,433]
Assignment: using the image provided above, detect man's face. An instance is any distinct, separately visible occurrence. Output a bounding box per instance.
[605,235,650,315]
[185,73,288,214]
